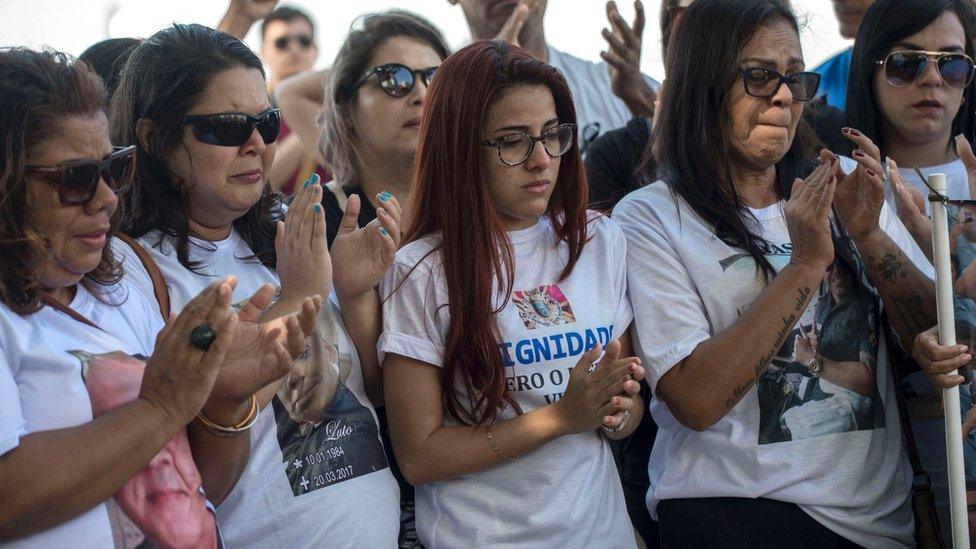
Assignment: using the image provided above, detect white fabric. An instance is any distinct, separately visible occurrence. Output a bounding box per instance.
[0,281,162,548]
[378,214,636,549]
[613,181,934,548]
[115,230,400,548]
[838,156,969,215]
[546,46,658,143]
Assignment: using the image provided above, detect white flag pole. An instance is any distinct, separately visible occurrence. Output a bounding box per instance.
[928,172,970,547]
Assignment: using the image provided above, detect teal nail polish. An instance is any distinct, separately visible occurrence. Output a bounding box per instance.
[380,228,388,236]
[380,191,391,201]
[311,174,320,184]
[314,204,321,213]
[303,179,310,190]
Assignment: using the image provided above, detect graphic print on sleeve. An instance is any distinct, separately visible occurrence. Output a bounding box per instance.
[753,231,885,444]
[72,350,221,549]
[271,309,388,497]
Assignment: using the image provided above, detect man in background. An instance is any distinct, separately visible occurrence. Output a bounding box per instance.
[812,0,876,110]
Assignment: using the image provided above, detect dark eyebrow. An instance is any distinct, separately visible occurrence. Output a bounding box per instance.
[494,118,560,133]
[741,56,804,66]
[893,42,965,53]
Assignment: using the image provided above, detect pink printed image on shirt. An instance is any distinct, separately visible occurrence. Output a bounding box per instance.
[512,284,576,330]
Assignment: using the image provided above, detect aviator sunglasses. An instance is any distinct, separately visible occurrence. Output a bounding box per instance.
[354,63,438,98]
[876,50,976,89]
[184,108,281,147]
[25,145,136,206]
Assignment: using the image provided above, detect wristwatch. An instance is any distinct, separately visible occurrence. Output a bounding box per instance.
[807,353,824,376]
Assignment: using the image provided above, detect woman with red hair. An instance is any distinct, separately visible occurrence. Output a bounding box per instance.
[379,40,644,548]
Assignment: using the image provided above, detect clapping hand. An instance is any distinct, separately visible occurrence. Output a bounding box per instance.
[275,175,331,308]
[830,129,886,242]
[209,283,322,404]
[494,0,539,49]
[331,192,401,300]
[786,149,837,272]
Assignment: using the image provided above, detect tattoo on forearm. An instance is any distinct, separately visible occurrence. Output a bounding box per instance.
[891,292,929,336]
[725,286,813,408]
[866,246,935,341]
[875,253,906,283]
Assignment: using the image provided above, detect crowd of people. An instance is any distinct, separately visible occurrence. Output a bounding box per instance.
[2,0,976,547]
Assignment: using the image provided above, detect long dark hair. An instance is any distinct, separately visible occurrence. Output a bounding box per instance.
[845,0,976,156]
[79,37,143,104]
[400,40,589,426]
[111,24,281,271]
[645,0,806,281]
[0,48,122,313]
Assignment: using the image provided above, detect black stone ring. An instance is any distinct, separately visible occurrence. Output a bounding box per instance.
[190,324,216,350]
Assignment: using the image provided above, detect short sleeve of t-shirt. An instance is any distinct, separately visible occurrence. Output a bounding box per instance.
[378,245,447,368]
[604,215,635,338]
[612,193,710,392]
[0,352,26,456]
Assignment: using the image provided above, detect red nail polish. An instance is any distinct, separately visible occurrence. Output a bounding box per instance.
[842,127,851,134]
[851,130,861,137]
[853,150,864,156]
[867,170,877,177]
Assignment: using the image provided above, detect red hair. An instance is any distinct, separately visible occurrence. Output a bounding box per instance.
[401,40,589,425]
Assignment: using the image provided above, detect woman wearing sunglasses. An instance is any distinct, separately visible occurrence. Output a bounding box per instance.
[110,24,402,548]
[317,11,449,548]
[380,40,643,548]
[845,0,976,220]
[842,0,976,539]
[319,10,449,247]
[0,48,318,547]
[614,0,935,545]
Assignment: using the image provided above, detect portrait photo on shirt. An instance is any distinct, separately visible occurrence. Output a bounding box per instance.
[74,350,222,549]
[271,311,388,497]
[755,246,886,445]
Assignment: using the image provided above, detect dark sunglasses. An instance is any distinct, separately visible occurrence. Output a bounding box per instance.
[741,67,821,101]
[354,63,438,98]
[482,123,577,166]
[25,146,136,206]
[184,108,281,147]
[274,34,313,51]
[876,50,975,89]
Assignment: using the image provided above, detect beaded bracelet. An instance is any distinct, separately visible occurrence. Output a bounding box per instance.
[487,425,517,461]
[196,395,259,437]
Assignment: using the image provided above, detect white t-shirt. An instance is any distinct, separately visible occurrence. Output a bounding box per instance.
[547,46,659,147]
[378,214,636,549]
[839,156,969,215]
[0,281,162,548]
[614,181,935,548]
[114,230,400,548]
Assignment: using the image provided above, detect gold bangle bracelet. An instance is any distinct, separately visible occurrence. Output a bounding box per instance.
[196,395,258,437]
[486,425,517,462]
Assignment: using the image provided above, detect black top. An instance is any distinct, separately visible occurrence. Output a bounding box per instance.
[320,183,378,249]
[585,117,652,213]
